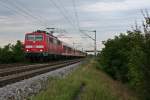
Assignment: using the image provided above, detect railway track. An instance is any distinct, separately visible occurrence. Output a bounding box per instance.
[0,63,30,69]
[0,59,83,87]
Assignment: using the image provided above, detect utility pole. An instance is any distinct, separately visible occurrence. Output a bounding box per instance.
[94,30,97,56]
[80,30,97,56]
[82,48,84,52]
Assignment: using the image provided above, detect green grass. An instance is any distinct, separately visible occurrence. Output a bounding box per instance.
[30,59,138,100]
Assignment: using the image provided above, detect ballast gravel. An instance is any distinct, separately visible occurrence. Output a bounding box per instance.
[0,62,82,100]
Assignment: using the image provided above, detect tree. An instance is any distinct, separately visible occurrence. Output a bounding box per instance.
[0,44,13,63]
[11,40,25,62]
[97,30,150,99]
[0,40,25,63]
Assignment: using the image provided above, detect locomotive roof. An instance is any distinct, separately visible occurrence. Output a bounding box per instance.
[35,30,54,35]
[26,30,58,40]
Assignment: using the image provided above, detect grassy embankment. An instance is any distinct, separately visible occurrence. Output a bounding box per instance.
[31,59,138,100]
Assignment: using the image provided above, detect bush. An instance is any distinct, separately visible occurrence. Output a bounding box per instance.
[0,40,25,63]
[127,46,146,94]
[97,30,150,99]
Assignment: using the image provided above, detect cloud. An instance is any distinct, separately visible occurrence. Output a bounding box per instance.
[0,0,147,50]
[81,0,150,12]
[80,21,98,28]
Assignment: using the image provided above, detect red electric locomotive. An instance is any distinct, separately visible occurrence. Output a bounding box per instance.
[24,30,86,61]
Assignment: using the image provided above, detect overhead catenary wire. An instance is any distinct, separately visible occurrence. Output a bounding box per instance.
[0,0,47,28]
[71,0,95,42]
[55,0,94,49]
[47,0,77,31]
[1,0,92,48]
[0,1,32,22]
[13,0,50,27]
[0,0,94,51]
[10,0,47,28]
[0,1,41,29]
[56,0,78,28]
[72,0,80,30]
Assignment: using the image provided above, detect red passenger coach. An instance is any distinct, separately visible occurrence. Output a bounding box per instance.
[24,30,86,61]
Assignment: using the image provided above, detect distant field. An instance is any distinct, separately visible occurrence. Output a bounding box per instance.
[30,59,138,100]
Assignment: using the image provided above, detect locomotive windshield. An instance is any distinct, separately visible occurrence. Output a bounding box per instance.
[26,34,43,41]
[36,35,43,41]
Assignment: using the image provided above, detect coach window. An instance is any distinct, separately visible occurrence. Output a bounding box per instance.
[46,37,49,44]
[57,40,61,45]
[68,47,71,52]
[64,46,67,51]
[53,39,57,45]
[49,37,53,43]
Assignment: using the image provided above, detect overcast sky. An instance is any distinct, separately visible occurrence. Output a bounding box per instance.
[0,0,150,50]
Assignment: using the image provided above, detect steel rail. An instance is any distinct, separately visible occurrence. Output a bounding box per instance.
[0,59,82,87]
[0,60,76,77]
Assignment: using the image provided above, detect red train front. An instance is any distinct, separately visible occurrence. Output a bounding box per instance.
[25,31,46,53]
[24,30,86,61]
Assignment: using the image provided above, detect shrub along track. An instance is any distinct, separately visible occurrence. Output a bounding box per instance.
[0,59,83,87]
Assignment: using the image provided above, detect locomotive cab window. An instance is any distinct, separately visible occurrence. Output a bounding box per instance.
[26,34,43,41]
[26,35,34,41]
[35,35,43,41]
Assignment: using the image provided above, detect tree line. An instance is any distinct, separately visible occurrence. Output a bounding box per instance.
[0,40,25,63]
[97,29,150,99]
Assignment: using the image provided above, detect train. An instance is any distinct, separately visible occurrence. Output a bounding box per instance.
[24,30,86,61]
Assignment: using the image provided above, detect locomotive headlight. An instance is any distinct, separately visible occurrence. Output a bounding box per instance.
[36,45,44,48]
[26,49,29,52]
[40,49,43,52]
